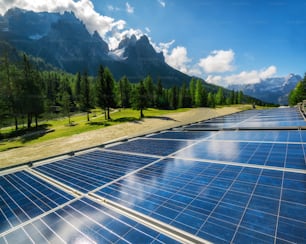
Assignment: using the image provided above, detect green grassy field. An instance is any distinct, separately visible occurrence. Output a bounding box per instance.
[0,108,189,152]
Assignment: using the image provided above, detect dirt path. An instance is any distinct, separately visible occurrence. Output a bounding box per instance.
[0,107,243,169]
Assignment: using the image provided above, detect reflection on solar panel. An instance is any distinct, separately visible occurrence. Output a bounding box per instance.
[1,197,178,243]
[175,140,306,169]
[95,158,306,243]
[0,171,74,234]
[1,107,305,243]
[210,130,306,143]
[33,151,158,193]
[185,107,306,129]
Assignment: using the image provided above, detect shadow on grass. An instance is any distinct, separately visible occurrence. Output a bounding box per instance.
[21,125,54,143]
[88,121,111,126]
[0,124,54,144]
[0,146,24,152]
[145,116,177,121]
[112,117,139,123]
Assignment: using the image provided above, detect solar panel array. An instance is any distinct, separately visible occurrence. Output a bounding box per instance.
[1,107,305,243]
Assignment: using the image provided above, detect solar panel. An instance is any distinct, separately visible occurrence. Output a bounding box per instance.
[1,197,179,243]
[210,130,306,143]
[94,158,306,243]
[148,131,216,140]
[184,107,306,130]
[0,170,74,234]
[33,150,158,193]
[175,140,306,169]
[107,138,192,156]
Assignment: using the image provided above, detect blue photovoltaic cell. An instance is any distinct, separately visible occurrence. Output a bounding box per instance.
[95,158,306,243]
[34,150,157,193]
[174,140,306,170]
[107,138,191,156]
[210,130,306,143]
[184,108,306,129]
[148,131,215,140]
[0,170,73,234]
[1,197,179,244]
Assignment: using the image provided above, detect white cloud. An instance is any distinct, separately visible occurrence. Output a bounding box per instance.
[107,5,119,11]
[158,0,166,7]
[199,49,235,73]
[206,65,277,86]
[165,46,191,73]
[145,27,151,33]
[225,65,277,85]
[0,0,126,38]
[108,28,144,50]
[206,75,223,84]
[125,2,134,14]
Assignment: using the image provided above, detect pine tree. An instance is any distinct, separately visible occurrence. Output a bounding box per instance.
[80,70,91,121]
[133,80,147,118]
[118,76,131,108]
[103,67,116,120]
[144,75,154,107]
[189,78,196,106]
[215,87,224,105]
[155,78,166,109]
[95,66,116,120]
[207,92,216,108]
[75,72,81,105]
[169,86,178,109]
[21,54,44,128]
[195,79,203,107]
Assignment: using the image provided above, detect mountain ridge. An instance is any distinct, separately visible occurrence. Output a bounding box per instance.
[0,7,191,86]
[228,73,302,105]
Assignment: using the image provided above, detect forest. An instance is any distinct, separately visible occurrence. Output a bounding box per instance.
[288,73,306,106]
[0,52,267,132]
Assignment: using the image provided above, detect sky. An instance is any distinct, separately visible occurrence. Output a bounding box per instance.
[1,0,306,87]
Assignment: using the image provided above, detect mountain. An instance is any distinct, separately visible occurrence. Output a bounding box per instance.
[228,74,302,105]
[0,7,190,86]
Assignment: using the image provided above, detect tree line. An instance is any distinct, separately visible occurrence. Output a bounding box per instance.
[288,73,306,106]
[0,53,261,130]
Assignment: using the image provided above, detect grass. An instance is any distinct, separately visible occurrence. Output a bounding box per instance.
[0,108,190,152]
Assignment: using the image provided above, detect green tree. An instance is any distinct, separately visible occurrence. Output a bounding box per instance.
[237,90,243,104]
[21,54,44,128]
[103,67,116,120]
[80,70,91,121]
[144,75,154,107]
[95,66,116,120]
[179,82,192,108]
[169,86,178,109]
[62,91,72,125]
[74,72,81,105]
[0,54,22,130]
[155,78,168,109]
[195,79,204,107]
[118,76,131,108]
[189,78,196,106]
[215,87,224,105]
[132,80,147,118]
[207,92,216,108]
[289,74,306,105]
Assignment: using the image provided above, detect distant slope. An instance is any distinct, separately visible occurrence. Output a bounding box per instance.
[228,74,302,105]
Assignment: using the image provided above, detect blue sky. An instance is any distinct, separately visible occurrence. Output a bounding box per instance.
[1,0,306,86]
